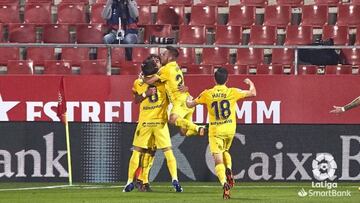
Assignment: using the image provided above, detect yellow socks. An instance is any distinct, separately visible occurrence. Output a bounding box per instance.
[139,152,155,184]
[127,150,141,184]
[223,151,232,170]
[164,150,178,181]
[215,163,227,186]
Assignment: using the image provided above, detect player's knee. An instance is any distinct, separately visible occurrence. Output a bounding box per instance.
[162,147,172,152]
[133,146,145,153]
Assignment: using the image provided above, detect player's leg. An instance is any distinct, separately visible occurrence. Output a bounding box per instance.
[223,135,235,188]
[124,146,144,192]
[138,149,155,192]
[169,103,205,136]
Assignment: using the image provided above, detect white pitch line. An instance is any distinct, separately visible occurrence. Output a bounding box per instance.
[0,185,72,192]
[67,185,360,189]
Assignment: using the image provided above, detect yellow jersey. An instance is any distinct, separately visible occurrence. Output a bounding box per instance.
[195,85,247,136]
[158,61,189,104]
[132,78,169,122]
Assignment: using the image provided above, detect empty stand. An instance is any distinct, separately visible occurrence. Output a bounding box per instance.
[215,25,242,45]
[264,5,291,27]
[0,47,19,65]
[201,47,229,65]
[325,65,352,75]
[61,0,89,3]
[57,3,87,24]
[62,47,90,66]
[90,3,106,24]
[314,0,339,5]
[0,24,2,42]
[0,4,20,23]
[337,5,360,27]
[76,24,104,44]
[236,48,264,65]
[298,65,317,75]
[182,64,213,75]
[43,24,70,43]
[276,0,303,6]
[97,47,127,67]
[239,0,267,6]
[177,47,195,65]
[8,23,36,43]
[143,24,172,44]
[227,5,255,27]
[132,47,159,63]
[189,5,218,27]
[164,0,193,6]
[6,60,33,75]
[179,25,206,44]
[222,65,249,75]
[138,5,152,26]
[271,48,294,65]
[341,48,360,65]
[301,5,328,27]
[355,26,360,45]
[27,47,55,65]
[199,0,228,7]
[256,64,286,75]
[80,60,107,75]
[24,2,51,24]
[156,5,184,26]
[249,25,276,45]
[119,62,142,75]
[137,0,159,5]
[284,25,312,45]
[43,60,72,75]
[322,25,348,45]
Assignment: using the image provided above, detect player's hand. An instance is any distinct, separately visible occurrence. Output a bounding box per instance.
[178,85,189,93]
[145,87,157,96]
[186,95,193,102]
[243,78,252,85]
[330,106,345,114]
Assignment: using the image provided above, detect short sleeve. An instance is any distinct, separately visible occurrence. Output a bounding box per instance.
[157,66,169,83]
[132,79,142,95]
[194,90,208,104]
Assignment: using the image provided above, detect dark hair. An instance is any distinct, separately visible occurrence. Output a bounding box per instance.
[165,46,179,58]
[141,59,158,76]
[215,67,228,85]
[146,54,160,61]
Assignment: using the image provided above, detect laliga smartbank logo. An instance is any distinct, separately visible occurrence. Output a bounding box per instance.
[298,153,351,198]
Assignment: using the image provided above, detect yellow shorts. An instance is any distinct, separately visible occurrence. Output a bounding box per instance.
[133,121,172,149]
[209,135,234,154]
[171,98,194,119]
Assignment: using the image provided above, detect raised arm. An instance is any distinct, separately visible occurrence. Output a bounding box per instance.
[143,75,160,85]
[330,96,360,114]
[133,87,157,104]
[241,78,257,98]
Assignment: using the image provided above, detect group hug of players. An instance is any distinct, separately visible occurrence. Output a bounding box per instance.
[123,46,257,200]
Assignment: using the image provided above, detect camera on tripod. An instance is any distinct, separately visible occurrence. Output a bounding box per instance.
[150,36,175,44]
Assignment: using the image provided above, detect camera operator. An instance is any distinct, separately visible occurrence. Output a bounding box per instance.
[102,0,139,60]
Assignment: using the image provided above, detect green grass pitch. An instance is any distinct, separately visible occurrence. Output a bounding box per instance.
[0,182,359,203]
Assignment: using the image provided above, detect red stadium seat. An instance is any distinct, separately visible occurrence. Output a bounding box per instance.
[177,47,195,65]
[137,0,159,5]
[337,5,360,27]
[57,3,87,24]
[301,5,328,27]
[163,0,193,6]
[199,0,228,7]
[298,65,317,75]
[189,5,218,27]
[221,65,248,75]
[236,48,264,65]
[325,65,352,75]
[276,0,303,6]
[0,4,20,23]
[314,0,339,5]
[341,48,360,65]
[355,26,360,45]
[76,24,104,44]
[284,25,313,45]
[132,47,159,63]
[215,25,242,45]
[138,5,152,26]
[8,23,36,43]
[98,47,127,67]
[25,0,52,2]
[249,25,276,45]
[90,3,106,24]
[43,24,70,43]
[0,23,3,42]
[156,5,185,26]
[256,64,285,75]
[61,0,89,3]
[264,5,291,27]
[227,5,255,27]
[271,48,294,65]
[0,47,19,65]
[6,60,33,75]
[239,0,267,6]
[144,24,172,44]
[24,2,51,24]
[27,47,55,65]
[62,47,90,66]
[322,25,348,45]
[43,60,72,75]
[179,25,206,44]
[353,0,360,4]
[201,47,229,65]
[80,60,107,75]
[119,62,142,75]
[182,64,213,74]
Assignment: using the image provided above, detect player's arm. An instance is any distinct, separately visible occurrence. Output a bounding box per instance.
[330,96,360,114]
[240,78,257,98]
[142,74,160,85]
[186,90,206,108]
[133,87,157,104]
[186,95,197,108]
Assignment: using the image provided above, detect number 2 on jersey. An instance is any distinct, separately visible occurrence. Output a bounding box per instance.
[176,74,184,87]
[211,100,231,120]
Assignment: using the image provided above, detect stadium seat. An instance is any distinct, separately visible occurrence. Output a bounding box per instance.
[25,0,52,2]
[182,64,213,75]
[325,65,352,75]
[27,47,55,65]
[352,0,360,5]
[80,60,107,75]
[264,5,291,27]
[322,25,348,45]
[8,23,36,43]
[249,25,276,45]
[90,3,106,24]
[276,0,303,6]
[156,5,184,26]
[97,47,127,67]
[61,0,89,3]
[355,26,360,45]
[271,48,294,65]
[0,3,20,23]
[179,25,206,44]
[199,0,228,7]
[76,24,104,44]
[6,60,33,74]
[201,47,229,65]
[341,48,360,65]
[177,47,195,65]
[301,5,328,27]
[221,65,249,75]
[314,0,339,5]
[215,25,242,45]
[227,5,255,27]
[337,5,360,27]
[256,64,286,74]
[163,0,193,6]
[0,23,3,42]
[239,0,267,6]
[189,5,218,27]
[24,2,51,24]
[236,48,264,65]
[138,5,152,26]
[137,0,159,5]
[298,65,317,75]
[143,24,172,44]
[132,47,159,63]
[119,62,142,75]
[57,3,87,24]
[43,60,72,75]
[43,24,70,43]
[0,47,19,65]
[62,47,90,66]
[284,25,313,45]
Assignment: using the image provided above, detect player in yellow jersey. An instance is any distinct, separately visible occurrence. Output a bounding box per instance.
[143,46,205,137]
[186,67,256,199]
[123,58,183,193]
